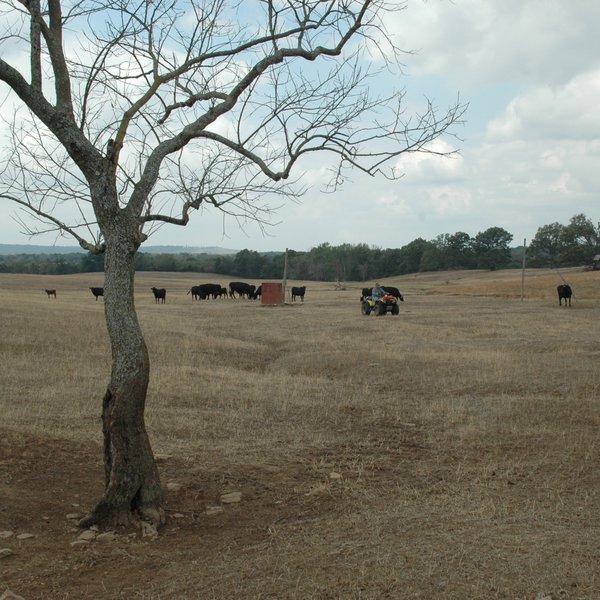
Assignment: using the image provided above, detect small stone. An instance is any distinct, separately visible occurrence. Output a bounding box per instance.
[66,513,81,520]
[329,472,342,480]
[205,506,224,516]
[172,513,185,519]
[0,532,13,539]
[155,454,172,462]
[70,540,90,547]
[220,491,242,504]
[0,549,14,559]
[78,529,97,541]
[16,533,34,540]
[141,521,158,538]
[166,482,182,492]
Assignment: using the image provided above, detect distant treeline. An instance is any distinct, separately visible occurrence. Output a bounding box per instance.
[1,214,598,279]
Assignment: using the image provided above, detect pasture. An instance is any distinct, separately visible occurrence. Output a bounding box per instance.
[1,268,599,599]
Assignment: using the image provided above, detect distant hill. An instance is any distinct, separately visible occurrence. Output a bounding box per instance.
[0,244,239,255]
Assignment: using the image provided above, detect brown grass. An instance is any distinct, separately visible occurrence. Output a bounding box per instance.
[1,268,599,599]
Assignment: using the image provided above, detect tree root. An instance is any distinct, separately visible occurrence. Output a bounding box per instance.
[78,500,165,531]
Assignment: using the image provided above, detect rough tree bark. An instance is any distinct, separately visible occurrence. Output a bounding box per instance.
[80,239,163,529]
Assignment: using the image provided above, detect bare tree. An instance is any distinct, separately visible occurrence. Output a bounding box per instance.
[0,0,466,529]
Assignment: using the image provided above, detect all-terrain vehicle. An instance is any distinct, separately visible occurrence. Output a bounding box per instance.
[361,294,400,316]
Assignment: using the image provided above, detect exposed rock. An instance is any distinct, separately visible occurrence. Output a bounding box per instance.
[0,549,14,560]
[0,588,25,600]
[141,521,158,539]
[166,482,182,492]
[70,540,90,547]
[77,529,97,541]
[16,533,34,540]
[0,532,13,539]
[205,506,224,516]
[329,472,342,480]
[220,491,242,504]
[171,513,185,519]
[66,513,82,520]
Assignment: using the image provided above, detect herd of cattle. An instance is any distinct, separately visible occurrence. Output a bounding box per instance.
[43,282,574,306]
[82,282,307,303]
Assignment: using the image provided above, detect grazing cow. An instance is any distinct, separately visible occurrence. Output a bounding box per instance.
[90,287,104,300]
[187,283,221,300]
[291,286,306,302]
[252,285,262,300]
[45,289,56,298]
[219,286,228,298]
[187,285,202,300]
[151,287,166,304]
[229,281,256,299]
[199,283,222,299]
[557,284,572,307]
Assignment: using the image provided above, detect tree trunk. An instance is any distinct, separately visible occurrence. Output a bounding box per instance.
[79,232,164,530]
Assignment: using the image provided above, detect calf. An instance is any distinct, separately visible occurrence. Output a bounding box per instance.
[45,289,56,298]
[557,284,572,307]
[90,287,104,300]
[151,287,166,304]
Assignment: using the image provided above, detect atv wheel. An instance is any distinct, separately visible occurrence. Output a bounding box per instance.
[391,303,400,315]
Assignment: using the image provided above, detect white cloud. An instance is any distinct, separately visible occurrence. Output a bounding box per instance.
[395,138,464,181]
[394,0,600,87]
[488,70,600,142]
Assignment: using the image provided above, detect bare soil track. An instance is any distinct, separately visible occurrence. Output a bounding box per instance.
[1,268,599,599]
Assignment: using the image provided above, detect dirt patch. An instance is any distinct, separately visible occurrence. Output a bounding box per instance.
[1,427,428,599]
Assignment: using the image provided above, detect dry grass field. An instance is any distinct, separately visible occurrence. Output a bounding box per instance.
[1,267,599,599]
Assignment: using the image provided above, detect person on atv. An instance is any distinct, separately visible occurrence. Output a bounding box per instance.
[371,283,387,300]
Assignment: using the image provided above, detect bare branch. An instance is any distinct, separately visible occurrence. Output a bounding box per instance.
[0,192,104,253]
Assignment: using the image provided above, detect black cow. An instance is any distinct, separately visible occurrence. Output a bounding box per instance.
[557,284,572,307]
[219,286,228,299]
[199,283,222,299]
[229,281,256,299]
[187,285,202,300]
[383,286,404,302]
[45,289,56,298]
[252,285,262,300]
[90,287,104,300]
[188,283,221,300]
[151,287,166,304]
[291,286,306,302]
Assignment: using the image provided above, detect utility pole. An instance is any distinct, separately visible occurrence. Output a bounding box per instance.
[282,248,288,304]
[520,238,526,302]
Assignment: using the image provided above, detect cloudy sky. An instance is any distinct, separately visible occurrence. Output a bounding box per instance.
[1,0,599,252]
